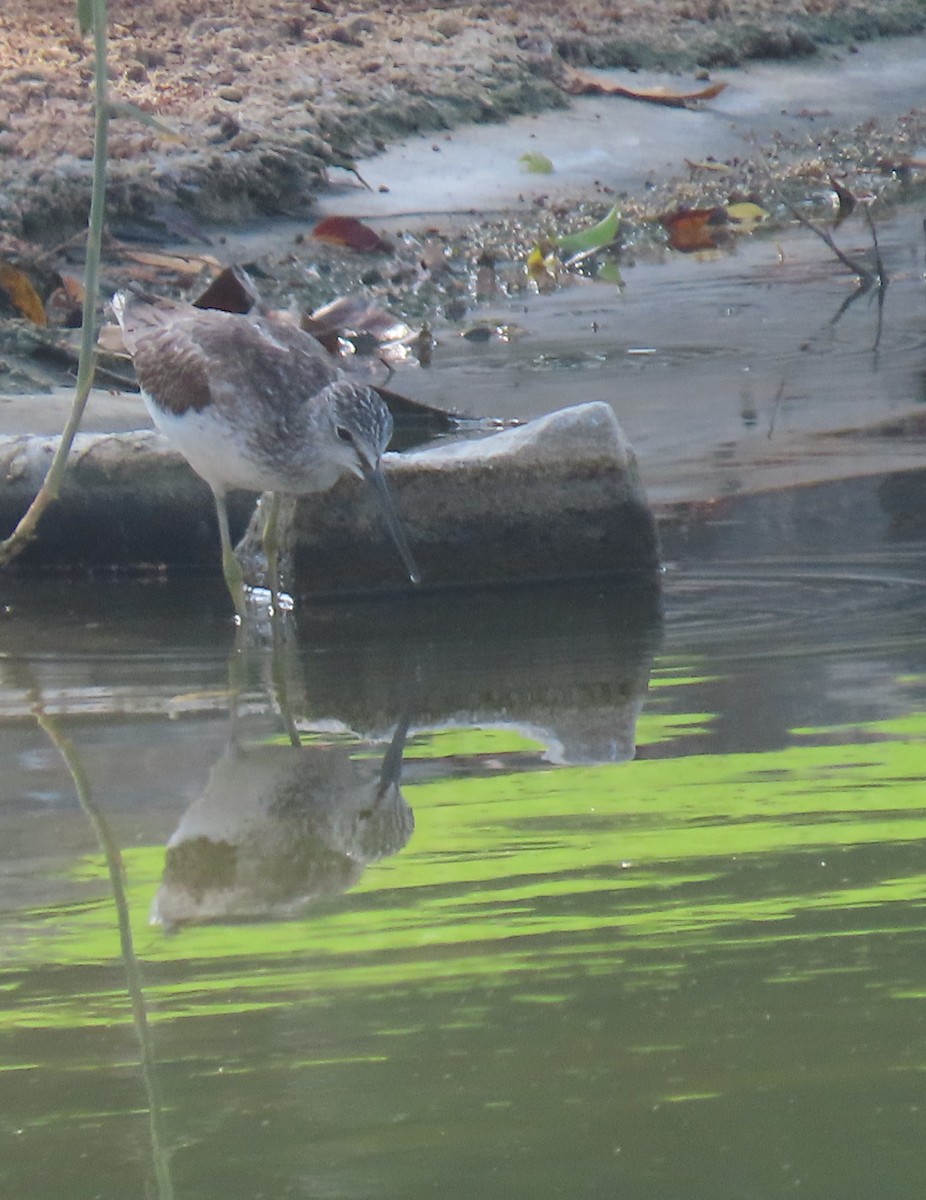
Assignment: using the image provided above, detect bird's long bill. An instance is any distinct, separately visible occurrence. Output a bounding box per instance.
[362,462,421,585]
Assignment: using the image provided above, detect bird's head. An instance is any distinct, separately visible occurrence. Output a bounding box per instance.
[323,380,395,479]
[322,381,420,585]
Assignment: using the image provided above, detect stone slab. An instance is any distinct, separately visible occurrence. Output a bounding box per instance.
[275,401,659,596]
[0,402,658,588]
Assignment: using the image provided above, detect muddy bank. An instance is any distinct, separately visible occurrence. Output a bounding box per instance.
[2,1,926,240]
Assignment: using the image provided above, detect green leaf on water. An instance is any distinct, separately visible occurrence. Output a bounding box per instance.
[557,203,621,261]
[595,260,624,287]
[76,0,94,35]
[519,152,554,175]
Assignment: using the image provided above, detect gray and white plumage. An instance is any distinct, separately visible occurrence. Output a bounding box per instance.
[117,299,393,495]
[112,293,419,607]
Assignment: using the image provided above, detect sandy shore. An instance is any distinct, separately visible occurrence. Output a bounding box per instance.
[2,1,925,238]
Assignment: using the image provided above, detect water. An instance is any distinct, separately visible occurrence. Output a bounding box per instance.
[3,199,926,1197]
[2,460,926,1198]
[313,37,926,219]
[387,208,926,508]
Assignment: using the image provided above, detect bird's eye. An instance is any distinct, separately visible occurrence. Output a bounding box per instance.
[335,426,353,444]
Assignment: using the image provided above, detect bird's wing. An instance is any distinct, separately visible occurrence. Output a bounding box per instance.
[120,299,341,415]
[248,315,341,397]
[191,313,341,408]
[131,318,216,415]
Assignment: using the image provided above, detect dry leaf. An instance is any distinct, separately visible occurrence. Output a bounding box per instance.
[45,274,85,327]
[123,249,221,278]
[828,175,857,219]
[0,262,47,325]
[312,215,390,253]
[685,158,732,173]
[724,201,768,228]
[193,265,261,313]
[97,322,129,355]
[302,293,409,355]
[659,206,729,252]
[558,71,727,108]
[57,274,85,305]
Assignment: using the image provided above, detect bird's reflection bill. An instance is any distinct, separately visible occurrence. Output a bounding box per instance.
[363,462,420,584]
[377,709,413,799]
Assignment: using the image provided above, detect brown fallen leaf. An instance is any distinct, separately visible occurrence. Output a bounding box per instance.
[45,274,85,328]
[659,205,729,252]
[122,249,221,278]
[312,215,390,253]
[97,321,129,356]
[301,293,409,355]
[685,158,732,174]
[304,294,400,339]
[0,262,47,325]
[558,70,727,108]
[193,264,261,314]
[828,175,857,220]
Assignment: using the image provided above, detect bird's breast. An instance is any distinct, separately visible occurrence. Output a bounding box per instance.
[144,393,350,496]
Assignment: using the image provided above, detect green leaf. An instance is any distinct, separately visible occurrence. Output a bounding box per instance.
[595,260,624,287]
[557,203,621,261]
[519,152,554,175]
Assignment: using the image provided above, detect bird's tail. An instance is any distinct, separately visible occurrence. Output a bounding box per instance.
[109,285,184,352]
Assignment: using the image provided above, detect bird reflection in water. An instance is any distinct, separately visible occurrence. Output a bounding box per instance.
[151,712,412,928]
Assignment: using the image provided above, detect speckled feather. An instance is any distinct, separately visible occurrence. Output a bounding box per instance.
[119,299,395,496]
[130,307,340,417]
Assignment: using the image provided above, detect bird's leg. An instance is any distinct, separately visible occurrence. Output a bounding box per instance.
[269,607,301,747]
[258,492,299,744]
[212,488,248,623]
[260,491,283,612]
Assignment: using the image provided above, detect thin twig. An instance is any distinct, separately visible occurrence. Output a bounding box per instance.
[0,1,109,566]
[860,202,888,289]
[784,200,875,284]
[767,377,786,440]
[37,709,175,1200]
[872,275,886,356]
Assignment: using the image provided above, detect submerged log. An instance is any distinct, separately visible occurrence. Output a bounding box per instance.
[263,401,659,596]
[0,401,658,588]
[0,430,253,569]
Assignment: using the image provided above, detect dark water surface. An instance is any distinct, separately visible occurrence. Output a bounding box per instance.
[2,465,926,1200]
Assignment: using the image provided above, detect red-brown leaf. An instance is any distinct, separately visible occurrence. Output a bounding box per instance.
[659,206,729,252]
[193,264,261,313]
[311,215,390,253]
